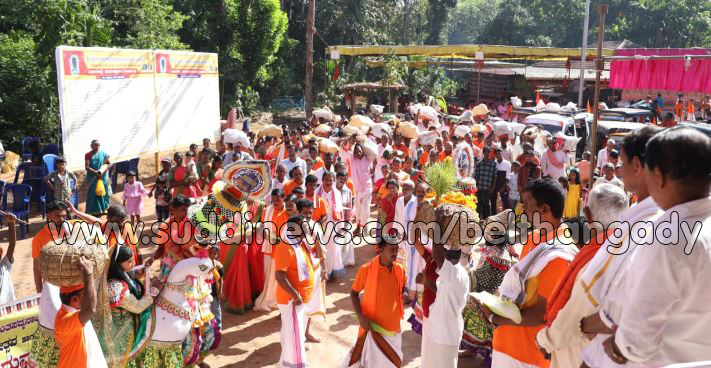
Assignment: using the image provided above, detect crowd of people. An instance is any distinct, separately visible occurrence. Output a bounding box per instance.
[2,95,711,368]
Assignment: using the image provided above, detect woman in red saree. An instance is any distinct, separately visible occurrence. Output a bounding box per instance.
[169,152,201,198]
[245,199,266,299]
[219,221,253,314]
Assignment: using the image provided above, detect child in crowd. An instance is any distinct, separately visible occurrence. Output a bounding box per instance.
[152,176,172,222]
[374,164,390,194]
[558,176,569,197]
[122,171,148,224]
[45,156,77,204]
[0,214,17,305]
[563,168,583,219]
[576,151,591,188]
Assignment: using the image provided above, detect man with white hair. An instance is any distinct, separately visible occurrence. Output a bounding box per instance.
[577,125,664,368]
[536,183,628,368]
[394,180,419,298]
[596,139,616,169]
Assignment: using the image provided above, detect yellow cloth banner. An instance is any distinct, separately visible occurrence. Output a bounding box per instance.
[0,295,40,366]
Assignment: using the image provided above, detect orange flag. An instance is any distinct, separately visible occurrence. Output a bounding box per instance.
[586,100,592,113]
[535,91,541,105]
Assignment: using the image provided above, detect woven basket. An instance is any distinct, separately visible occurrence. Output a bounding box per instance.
[435,203,480,249]
[414,199,437,224]
[40,239,108,287]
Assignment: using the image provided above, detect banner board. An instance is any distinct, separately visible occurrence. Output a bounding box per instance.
[56,46,220,171]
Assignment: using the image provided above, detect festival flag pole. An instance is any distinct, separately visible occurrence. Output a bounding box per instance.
[589,4,608,186]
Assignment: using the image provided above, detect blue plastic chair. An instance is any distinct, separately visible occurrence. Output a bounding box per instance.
[128,157,140,180]
[13,162,32,184]
[111,159,131,192]
[40,144,59,156]
[43,154,59,174]
[26,166,47,218]
[2,184,32,239]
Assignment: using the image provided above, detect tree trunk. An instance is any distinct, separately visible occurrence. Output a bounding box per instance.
[305,0,316,119]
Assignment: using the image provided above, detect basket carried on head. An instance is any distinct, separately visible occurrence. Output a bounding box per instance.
[40,239,108,287]
[435,203,480,249]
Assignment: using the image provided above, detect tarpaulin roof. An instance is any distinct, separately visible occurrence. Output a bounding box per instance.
[328,44,615,60]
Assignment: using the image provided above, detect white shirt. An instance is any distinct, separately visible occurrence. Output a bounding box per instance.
[427,260,470,346]
[395,195,418,245]
[495,159,512,175]
[581,196,663,368]
[614,197,711,366]
[313,166,335,186]
[540,150,567,180]
[507,171,520,201]
[0,257,15,306]
[596,148,610,169]
[499,145,513,162]
[280,157,307,180]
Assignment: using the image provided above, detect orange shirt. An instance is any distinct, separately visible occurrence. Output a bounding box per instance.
[55,306,87,368]
[307,195,327,222]
[347,179,356,197]
[32,220,82,259]
[492,228,572,368]
[312,157,325,171]
[418,150,429,167]
[688,102,695,113]
[393,144,410,157]
[274,242,315,304]
[352,260,404,333]
[283,180,301,196]
[675,102,684,115]
[437,152,451,162]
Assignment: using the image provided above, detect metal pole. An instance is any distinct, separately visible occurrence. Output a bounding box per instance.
[304,0,315,118]
[590,4,608,186]
[578,0,591,107]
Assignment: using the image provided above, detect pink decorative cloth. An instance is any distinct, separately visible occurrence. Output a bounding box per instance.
[610,48,711,93]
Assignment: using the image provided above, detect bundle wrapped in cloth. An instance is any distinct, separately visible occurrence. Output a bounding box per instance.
[348,115,375,130]
[313,108,335,121]
[314,124,332,137]
[40,237,108,287]
[397,121,418,139]
[258,124,283,138]
[223,129,251,147]
[319,138,339,154]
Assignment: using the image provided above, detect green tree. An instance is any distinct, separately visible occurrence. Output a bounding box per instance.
[102,0,188,50]
[425,0,457,45]
[447,0,501,44]
[478,0,552,46]
[0,33,61,150]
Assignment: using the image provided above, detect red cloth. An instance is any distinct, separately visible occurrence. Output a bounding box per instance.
[610,48,711,94]
[220,238,252,314]
[544,229,611,327]
[420,249,439,318]
[382,196,397,223]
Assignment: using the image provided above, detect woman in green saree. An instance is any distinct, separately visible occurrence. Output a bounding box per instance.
[105,245,154,367]
[85,140,112,215]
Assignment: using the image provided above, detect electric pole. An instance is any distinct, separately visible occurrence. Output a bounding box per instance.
[578,0,591,107]
[305,0,315,118]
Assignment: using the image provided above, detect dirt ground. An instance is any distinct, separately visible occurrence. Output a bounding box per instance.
[1,152,483,368]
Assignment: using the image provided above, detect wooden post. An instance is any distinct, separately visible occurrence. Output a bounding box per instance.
[589,4,608,185]
[305,0,315,119]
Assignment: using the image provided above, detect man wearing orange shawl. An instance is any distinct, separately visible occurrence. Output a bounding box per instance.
[345,239,405,368]
[536,183,629,368]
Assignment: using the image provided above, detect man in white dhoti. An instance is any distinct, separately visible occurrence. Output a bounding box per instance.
[347,144,374,237]
[599,127,711,367]
[315,171,345,279]
[577,125,664,368]
[255,189,289,312]
[421,243,469,368]
[536,184,628,368]
[275,217,315,368]
[337,171,356,267]
[394,180,418,298]
[345,239,405,368]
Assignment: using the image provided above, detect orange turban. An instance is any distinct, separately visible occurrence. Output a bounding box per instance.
[59,284,84,294]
